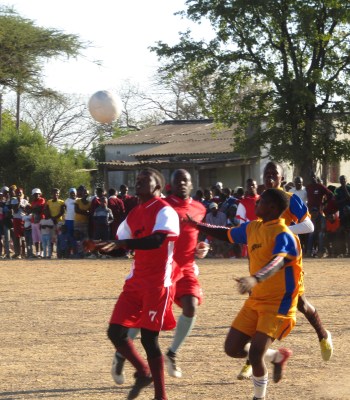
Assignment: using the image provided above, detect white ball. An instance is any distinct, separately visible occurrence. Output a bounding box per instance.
[88,90,122,124]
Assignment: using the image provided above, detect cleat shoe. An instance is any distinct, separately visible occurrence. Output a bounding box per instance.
[111,352,126,385]
[127,373,153,400]
[253,397,265,400]
[272,347,293,383]
[165,350,182,378]
[237,363,252,380]
[320,330,333,361]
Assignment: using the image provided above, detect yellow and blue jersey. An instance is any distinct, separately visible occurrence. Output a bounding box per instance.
[228,218,303,316]
[282,191,310,227]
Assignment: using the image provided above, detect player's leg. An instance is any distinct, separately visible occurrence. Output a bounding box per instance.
[297,293,333,360]
[140,328,166,400]
[166,294,198,378]
[112,328,140,384]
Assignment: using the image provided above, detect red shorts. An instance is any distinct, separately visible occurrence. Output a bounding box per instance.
[174,270,203,307]
[110,285,176,331]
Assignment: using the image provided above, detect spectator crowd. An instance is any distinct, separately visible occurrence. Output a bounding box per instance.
[0,172,349,260]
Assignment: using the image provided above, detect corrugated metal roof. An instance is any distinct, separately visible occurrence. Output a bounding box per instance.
[131,138,234,157]
[103,120,234,145]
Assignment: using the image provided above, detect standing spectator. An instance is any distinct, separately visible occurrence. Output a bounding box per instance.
[74,186,91,239]
[118,184,138,218]
[0,189,6,258]
[334,175,350,256]
[2,186,12,259]
[89,187,105,238]
[306,207,325,257]
[22,205,33,258]
[46,188,65,255]
[64,188,77,238]
[11,188,29,258]
[192,189,204,204]
[31,188,46,258]
[219,187,238,215]
[289,176,308,204]
[306,172,334,213]
[202,188,213,210]
[93,196,114,241]
[205,202,229,257]
[39,209,54,259]
[107,188,125,239]
[324,213,340,257]
[57,224,72,259]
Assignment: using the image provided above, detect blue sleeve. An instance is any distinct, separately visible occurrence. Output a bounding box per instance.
[290,194,308,222]
[228,222,248,244]
[273,231,298,258]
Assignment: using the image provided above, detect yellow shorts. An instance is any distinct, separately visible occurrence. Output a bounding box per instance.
[232,299,296,340]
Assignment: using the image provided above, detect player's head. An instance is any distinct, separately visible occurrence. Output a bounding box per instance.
[171,169,192,200]
[263,161,284,189]
[52,188,60,200]
[255,188,289,220]
[136,168,165,201]
[246,178,257,196]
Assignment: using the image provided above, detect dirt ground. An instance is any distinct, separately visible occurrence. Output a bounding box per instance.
[0,257,349,400]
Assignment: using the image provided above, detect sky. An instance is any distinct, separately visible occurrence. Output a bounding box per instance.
[5,0,212,101]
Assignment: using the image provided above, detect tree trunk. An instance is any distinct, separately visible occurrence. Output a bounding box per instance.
[16,91,20,133]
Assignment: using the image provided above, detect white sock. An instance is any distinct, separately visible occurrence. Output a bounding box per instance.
[252,373,268,399]
[264,348,283,363]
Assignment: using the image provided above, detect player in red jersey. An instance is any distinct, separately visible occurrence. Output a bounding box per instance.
[164,169,208,378]
[113,169,209,382]
[85,168,179,400]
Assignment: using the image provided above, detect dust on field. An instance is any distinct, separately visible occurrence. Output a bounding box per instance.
[0,258,348,400]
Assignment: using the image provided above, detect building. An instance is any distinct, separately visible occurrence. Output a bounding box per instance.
[98,119,280,193]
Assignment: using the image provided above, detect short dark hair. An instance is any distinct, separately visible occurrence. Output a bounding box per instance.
[108,188,117,196]
[262,188,289,214]
[140,168,165,191]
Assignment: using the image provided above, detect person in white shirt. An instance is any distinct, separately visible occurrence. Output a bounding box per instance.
[289,176,308,204]
[64,188,76,237]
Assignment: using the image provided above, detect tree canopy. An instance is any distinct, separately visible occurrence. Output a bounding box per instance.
[151,0,350,180]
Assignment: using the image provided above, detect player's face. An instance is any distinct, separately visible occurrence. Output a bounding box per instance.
[246,179,257,196]
[263,163,283,189]
[255,194,271,218]
[171,170,192,199]
[135,172,158,199]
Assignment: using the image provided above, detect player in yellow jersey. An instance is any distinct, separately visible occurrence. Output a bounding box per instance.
[236,161,333,380]
[191,189,300,400]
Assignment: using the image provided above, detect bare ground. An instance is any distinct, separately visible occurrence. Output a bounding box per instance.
[0,257,348,400]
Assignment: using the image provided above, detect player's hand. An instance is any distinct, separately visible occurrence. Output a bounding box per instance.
[195,241,210,259]
[235,276,258,294]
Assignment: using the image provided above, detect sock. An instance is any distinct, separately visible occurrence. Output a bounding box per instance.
[116,328,140,360]
[117,338,150,376]
[306,310,327,341]
[252,373,268,399]
[264,348,281,363]
[148,355,167,400]
[169,314,196,354]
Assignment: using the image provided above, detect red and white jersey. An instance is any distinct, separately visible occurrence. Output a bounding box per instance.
[117,197,179,289]
[166,195,206,271]
[236,195,260,223]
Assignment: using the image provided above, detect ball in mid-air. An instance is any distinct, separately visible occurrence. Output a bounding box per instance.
[88,90,122,124]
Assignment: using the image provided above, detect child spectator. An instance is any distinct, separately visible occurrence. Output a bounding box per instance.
[325,213,340,257]
[57,224,72,259]
[39,209,54,259]
[22,205,33,258]
[93,196,114,240]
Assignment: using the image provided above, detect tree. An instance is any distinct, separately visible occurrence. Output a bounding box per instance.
[151,0,350,181]
[0,112,91,196]
[0,6,86,130]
